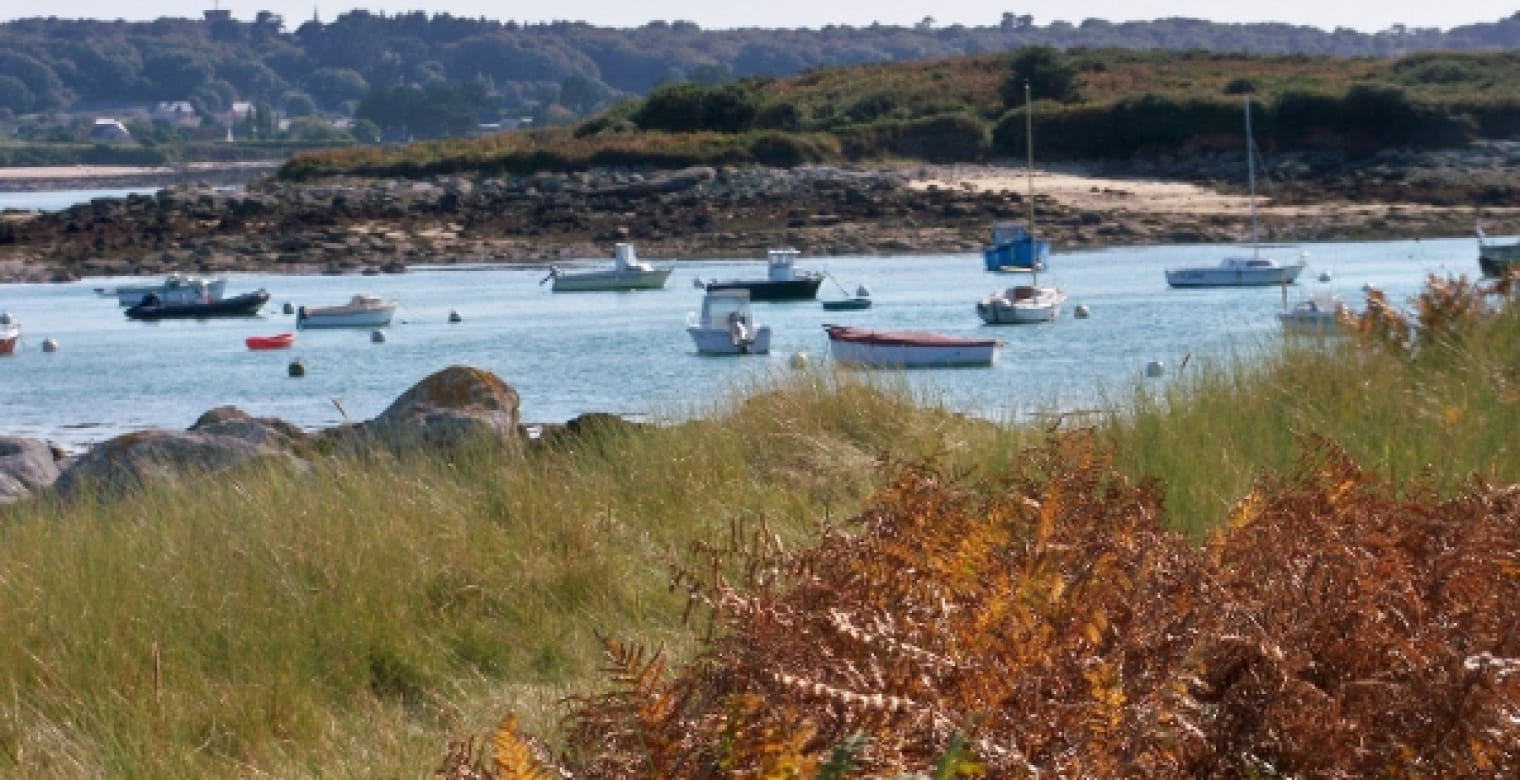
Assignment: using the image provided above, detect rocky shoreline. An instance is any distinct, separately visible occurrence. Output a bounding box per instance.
[3,146,1518,283]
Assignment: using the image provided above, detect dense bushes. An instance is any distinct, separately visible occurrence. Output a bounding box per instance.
[836,112,990,162]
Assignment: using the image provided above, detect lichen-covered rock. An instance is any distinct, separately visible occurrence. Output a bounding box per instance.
[53,428,307,500]
[367,365,521,451]
[0,436,62,504]
[190,405,311,452]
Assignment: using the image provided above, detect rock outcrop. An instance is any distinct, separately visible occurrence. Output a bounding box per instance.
[360,365,522,451]
[0,436,63,504]
[52,426,308,500]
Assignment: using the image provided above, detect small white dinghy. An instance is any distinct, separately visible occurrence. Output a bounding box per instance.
[686,289,771,355]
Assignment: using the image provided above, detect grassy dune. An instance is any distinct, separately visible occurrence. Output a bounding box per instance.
[2,277,1518,776]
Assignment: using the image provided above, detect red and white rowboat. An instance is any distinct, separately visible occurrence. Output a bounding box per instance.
[823,324,1001,368]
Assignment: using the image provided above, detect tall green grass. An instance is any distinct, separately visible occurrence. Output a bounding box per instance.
[1103,285,1520,536]
[0,369,1028,777]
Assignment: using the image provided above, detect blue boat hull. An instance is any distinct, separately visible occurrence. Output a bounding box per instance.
[983,238,1049,272]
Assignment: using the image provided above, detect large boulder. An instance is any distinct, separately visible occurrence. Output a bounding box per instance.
[52,427,307,500]
[0,436,62,504]
[365,365,521,451]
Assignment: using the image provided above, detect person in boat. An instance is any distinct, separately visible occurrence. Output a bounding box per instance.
[141,292,162,308]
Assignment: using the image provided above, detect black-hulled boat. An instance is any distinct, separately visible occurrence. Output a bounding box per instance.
[703,248,823,302]
[126,289,271,320]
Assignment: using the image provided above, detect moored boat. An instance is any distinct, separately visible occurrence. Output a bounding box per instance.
[1164,96,1307,289]
[543,243,674,292]
[1476,222,1520,278]
[1277,292,1352,336]
[821,283,873,310]
[976,282,1067,324]
[97,273,228,307]
[245,332,296,350]
[823,324,1002,368]
[126,289,270,320]
[686,289,771,354]
[0,313,18,355]
[296,294,399,328]
[702,248,823,301]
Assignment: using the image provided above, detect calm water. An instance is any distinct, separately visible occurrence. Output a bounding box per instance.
[0,187,161,212]
[0,187,1481,450]
[0,234,1477,451]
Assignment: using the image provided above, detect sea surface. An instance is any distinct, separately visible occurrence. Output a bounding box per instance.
[0,191,1483,451]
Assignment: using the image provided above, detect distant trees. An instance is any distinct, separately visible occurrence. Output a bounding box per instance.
[355,82,486,139]
[1000,46,1081,105]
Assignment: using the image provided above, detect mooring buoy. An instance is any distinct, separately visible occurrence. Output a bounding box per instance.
[282,301,295,314]
[41,338,58,353]
[448,309,462,323]
[1145,360,1165,378]
[1073,304,1091,319]
[371,329,387,343]
[288,359,306,377]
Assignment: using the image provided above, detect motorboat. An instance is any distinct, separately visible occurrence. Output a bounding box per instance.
[983,83,1050,273]
[245,332,296,350]
[823,324,1002,368]
[820,282,873,311]
[701,248,824,301]
[1476,222,1520,279]
[1164,96,1307,288]
[125,289,270,320]
[1277,292,1352,336]
[295,294,398,328]
[976,281,1067,324]
[0,312,17,355]
[686,289,771,354]
[542,243,673,292]
[96,273,228,307]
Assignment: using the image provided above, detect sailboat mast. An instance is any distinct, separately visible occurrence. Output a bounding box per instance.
[1244,94,1260,258]
[1025,81,1036,237]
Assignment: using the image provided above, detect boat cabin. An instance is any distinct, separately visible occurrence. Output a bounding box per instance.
[989,223,1032,244]
[1005,285,1037,301]
[766,248,805,281]
[612,243,654,272]
[695,289,755,329]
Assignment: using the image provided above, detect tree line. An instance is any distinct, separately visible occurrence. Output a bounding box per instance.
[4,10,1520,142]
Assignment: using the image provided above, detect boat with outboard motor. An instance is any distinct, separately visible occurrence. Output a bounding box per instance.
[0,311,18,355]
[686,289,771,354]
[295,294,398,328]
[126,289,270,320]
[543,243,673,291]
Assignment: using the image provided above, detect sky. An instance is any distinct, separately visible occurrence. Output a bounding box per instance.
[6,1,1517,34]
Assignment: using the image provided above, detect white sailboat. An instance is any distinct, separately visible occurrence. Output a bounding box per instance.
[1165,95,1306,288]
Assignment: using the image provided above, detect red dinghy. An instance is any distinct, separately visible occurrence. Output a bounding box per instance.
[245,332,295,350]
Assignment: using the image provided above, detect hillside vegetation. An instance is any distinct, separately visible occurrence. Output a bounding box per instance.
[3,275,1520,776]
[281,48,1520,181]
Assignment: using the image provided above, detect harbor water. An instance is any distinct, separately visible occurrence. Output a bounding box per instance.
[0,231,1476,451]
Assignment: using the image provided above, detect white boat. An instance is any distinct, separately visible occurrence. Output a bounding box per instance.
[686,289,771,354]
[976,281,1067,324]
[543,243,673,292]
[1476,221,1520,279]
[295,294,399,329]
[96,273,228,306]
[1165,96,1307,288]
[824,324,1002,368]
[1277,292,1352,336]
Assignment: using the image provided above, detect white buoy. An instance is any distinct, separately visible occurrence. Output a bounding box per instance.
[370,329,387,343]
[448,309,462,323]
[1145,360,1165,378]
[789,351,811,370]
[41,338,58,353]
[1073,304,1090,319]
